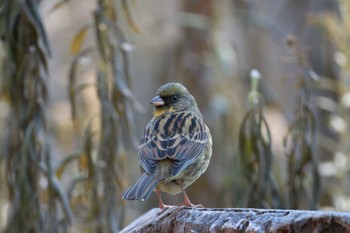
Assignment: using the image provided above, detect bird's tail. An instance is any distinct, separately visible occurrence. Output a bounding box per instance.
[122,173,159,201]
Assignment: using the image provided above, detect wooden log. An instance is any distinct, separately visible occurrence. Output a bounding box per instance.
[120,207,350,233]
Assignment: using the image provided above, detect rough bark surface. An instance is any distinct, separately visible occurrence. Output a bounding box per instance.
[121,207,350,233]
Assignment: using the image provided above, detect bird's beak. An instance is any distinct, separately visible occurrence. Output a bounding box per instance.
[150,95,165,106]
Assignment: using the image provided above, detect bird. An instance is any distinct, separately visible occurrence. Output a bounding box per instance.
[122,82,212,209]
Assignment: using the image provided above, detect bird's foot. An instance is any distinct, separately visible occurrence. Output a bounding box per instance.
[181,202,203,208]
[159,203,177,209]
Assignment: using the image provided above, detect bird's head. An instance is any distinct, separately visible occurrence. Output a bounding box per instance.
[150,83,200,118]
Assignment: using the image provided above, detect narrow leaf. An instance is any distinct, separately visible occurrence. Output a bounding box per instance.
[71,24,91,55]
[122,0,141,33]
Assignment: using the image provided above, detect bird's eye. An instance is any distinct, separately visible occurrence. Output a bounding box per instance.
[170,94,178,102]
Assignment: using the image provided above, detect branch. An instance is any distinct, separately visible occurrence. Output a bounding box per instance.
[121,207,350,232]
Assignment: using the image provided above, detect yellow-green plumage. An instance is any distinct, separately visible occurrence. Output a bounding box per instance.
[122,83,212,208]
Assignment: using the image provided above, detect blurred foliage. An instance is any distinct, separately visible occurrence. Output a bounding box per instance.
[2,0,350,232]
[0,0,72,232]
[238,70,280,209]
[283,36,320,210]
[234,36,321,210]
[308,0,350,209]
[310,2,350,140]
[66,0,140,232]
[0,0,139,232]
[169,0,214,108]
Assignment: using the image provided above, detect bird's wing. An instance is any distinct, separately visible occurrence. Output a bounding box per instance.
[138,112,211,176]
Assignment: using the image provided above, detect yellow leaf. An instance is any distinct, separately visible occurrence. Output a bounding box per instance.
[70,25,90,55]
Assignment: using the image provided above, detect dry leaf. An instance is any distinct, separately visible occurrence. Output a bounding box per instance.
[71,24,91,55]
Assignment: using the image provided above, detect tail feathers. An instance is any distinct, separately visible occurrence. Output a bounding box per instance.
[122,173,159,201]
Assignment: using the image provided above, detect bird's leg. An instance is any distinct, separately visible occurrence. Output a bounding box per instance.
[156,189,175,209]
[181,185,203,208]
[156,189,166,209]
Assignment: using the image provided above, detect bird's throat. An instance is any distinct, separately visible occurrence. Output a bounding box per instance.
[153,107,171,118]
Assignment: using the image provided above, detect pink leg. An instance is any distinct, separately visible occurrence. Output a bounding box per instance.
[156,189,175,209]
[181,186,203,208]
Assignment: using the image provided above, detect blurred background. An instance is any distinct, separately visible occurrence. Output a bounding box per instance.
[1,0,349,232]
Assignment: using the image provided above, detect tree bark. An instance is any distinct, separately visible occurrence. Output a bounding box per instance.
[121,207,350,233]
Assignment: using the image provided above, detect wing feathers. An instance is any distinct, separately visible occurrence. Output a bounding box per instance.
[138,112,210,177]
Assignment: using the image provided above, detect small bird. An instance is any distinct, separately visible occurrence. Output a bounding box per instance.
[122,83,212,209]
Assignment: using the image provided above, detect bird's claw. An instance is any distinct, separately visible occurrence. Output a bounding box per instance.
[182,203,203,208]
